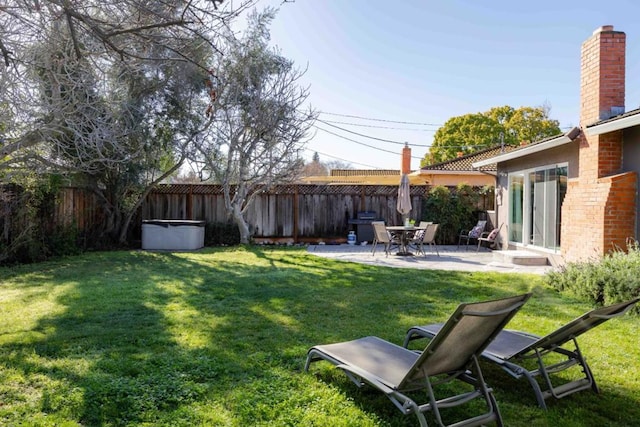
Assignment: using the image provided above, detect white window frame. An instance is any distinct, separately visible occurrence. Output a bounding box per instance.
[507,162,568,253]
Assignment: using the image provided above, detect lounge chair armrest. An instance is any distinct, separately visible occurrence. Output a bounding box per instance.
[593,311,632,320]
[336,364,395,394]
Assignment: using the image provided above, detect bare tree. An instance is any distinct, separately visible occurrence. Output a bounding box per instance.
[0,0,258,244]
[1,0,257,161]
[192,8,316,244]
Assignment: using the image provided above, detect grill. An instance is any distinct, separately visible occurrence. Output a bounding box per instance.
[347,211,381,243]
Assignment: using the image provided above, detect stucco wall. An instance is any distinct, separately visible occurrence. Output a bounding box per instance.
[421,173,495,188]
[623,127,640,239]
[494,142,579,253]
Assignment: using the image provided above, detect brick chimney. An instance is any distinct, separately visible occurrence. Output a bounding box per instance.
[580,25,626,181]
[580,25,625,127]
[562,25,635,262]
[401,142,411,174]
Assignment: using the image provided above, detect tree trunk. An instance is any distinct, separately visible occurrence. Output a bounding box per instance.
[231,200,251,244]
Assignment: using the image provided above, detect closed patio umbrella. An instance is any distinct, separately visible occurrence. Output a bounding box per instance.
[397,173,412,221]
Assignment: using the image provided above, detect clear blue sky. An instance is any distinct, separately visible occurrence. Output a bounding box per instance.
[248,0,640,170]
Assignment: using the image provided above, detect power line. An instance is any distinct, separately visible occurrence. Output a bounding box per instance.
[314,125,424,159]
[319,111,442,126]
[304,148,381,169]
[321,119,438,132]
[317,119,431,147]
[315,124,498,153]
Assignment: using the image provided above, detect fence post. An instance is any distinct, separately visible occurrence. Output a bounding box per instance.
[293,185,299,243]
[187,184,193,220]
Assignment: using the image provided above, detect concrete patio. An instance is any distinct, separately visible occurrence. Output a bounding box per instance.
[307,243,555,275]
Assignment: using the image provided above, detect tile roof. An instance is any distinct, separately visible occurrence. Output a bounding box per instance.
[471,127,581,168]
[420,145,518,172]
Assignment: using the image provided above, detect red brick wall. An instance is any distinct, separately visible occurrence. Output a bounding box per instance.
[603,172,637,248]
[563,26,637,262]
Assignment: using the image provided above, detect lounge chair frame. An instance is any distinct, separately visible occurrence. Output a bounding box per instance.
[403,298,639,409]
[305,293,531,426]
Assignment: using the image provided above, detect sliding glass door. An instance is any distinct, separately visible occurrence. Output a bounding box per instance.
[508,174,524,243]
[508,165,567,250]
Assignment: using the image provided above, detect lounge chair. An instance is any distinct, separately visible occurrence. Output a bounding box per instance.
[458,220,487,251]
[305,293,532,427]
[403,298,639,409]
[371,221,400,256]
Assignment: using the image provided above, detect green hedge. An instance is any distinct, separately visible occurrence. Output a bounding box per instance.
[421,184,486,245]
[545,240,640,312]
[1,179,82,265]
[205,222,241,246]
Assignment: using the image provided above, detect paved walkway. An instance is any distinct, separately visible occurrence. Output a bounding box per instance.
[307,244,554,275]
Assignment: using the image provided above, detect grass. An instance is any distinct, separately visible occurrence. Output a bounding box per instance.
[0,246,638,426]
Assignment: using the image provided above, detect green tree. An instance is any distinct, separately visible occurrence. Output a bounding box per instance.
[426,113,504,164]
[423,105,561,165]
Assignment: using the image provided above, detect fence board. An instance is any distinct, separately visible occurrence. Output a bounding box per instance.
[3,183,494,248]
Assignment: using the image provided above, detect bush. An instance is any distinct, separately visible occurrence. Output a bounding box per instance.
[205,222,241,246]
[545,240,640,312]
[422,184,483,245]
[1,178,83,265]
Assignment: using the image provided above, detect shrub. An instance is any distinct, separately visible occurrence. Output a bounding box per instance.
[422,184,483,245]
[545,240,640,312]
[0,178,83,265]
[205,222,241,246]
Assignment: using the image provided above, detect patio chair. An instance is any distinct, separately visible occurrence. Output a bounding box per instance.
[476,224,503,252]
[371,221,400,256]
[458,220,487,250]
[410,223,440,256]
[403,297,639,409]
[305,293,532,427]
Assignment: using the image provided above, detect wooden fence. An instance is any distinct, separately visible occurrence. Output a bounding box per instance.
[142,184,428,240]
[2,183,494,247]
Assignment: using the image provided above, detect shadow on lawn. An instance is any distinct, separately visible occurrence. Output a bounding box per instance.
[2,247,638,426]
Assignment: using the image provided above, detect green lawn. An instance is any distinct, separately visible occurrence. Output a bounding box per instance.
[0,247,638,426]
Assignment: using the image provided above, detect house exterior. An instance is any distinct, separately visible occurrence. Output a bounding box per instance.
[417,145,517,187]
[298,144,429,185]
[298,169,428,185]
[300,143,503,187]
[473,25,639,264]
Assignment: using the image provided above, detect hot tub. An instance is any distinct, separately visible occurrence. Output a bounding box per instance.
[141,219,205,251]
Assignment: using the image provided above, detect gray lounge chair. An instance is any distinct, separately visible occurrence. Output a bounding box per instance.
[305,293,531,427]
[403,297,639,409]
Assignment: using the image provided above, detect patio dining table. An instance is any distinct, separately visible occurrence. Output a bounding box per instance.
[386,225,426,256]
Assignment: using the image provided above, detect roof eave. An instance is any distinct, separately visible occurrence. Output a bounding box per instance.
[417,170,493,175]
[586,113,640,136]
[471,127,580,168]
